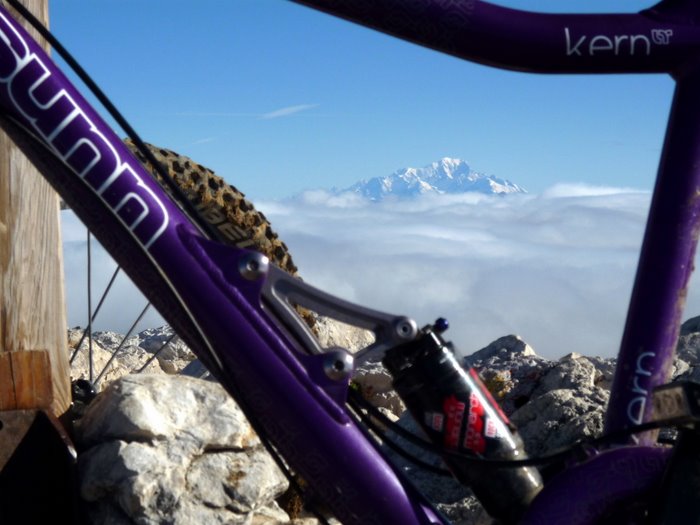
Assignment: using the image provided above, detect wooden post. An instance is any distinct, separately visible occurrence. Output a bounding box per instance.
[0,0,71,416]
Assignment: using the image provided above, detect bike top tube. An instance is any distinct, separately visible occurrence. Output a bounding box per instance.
[292,0,700,76]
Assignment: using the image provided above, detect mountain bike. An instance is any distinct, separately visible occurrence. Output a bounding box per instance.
[2,0,700,523]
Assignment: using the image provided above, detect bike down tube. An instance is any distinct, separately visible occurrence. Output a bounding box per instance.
[291,0,700,443]
[0,4,446,525]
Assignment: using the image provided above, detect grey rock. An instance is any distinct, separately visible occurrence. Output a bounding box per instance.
[674,329,700,383]
[353,361,405,417]
[68,325,199,388]
[74,316,700,525]
[181,358,212,380]
[91,331,141,351]
[671,315,700,382]
[313,316,376,353]
[511,387,608,457]
[586,355,617,390]
[134,326,197,374]
[186,451,287,514]
[680,316,700,336]
[68,329,161,389]
[534,353,597,394]
[77,375,258,449]
[76,374,288,525]
[465,335,553,416]
[463,334,538,367]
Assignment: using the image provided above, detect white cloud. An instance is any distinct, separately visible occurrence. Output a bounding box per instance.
[259,104,319,120]
[541,182,647,198]
[191,137,216,145]
[174,104,320,120]
[258,188,657,360]
[62,187,700,361]
[61,212,165,334]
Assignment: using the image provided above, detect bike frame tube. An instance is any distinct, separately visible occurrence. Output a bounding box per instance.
[290,0,700,74]
[520,447,670,524]
[1,0,700,523]
[607,68,700,440]
[291,0,700,444]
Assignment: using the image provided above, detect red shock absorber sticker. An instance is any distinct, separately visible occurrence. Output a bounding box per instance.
[443,395,465,450]
[469,368,510,423]
[464,393,487,454]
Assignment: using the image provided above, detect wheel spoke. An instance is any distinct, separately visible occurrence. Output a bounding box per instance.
[69,264,121,365]
[93,302,152,387]
[136,332,177,373]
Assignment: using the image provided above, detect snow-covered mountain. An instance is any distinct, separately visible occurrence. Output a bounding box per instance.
[343,157,526,201]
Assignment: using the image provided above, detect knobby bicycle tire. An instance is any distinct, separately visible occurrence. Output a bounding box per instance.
[124,139,300,277]
[123,139,317,336]
[62,135,313,384]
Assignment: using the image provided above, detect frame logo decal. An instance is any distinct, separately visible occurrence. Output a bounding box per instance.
[0,12,169,249]
[651,29,674,45]
[565,27,673,57]
[627,351,656,425]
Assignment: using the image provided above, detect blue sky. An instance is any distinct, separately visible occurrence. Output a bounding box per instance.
[48,0,672,199]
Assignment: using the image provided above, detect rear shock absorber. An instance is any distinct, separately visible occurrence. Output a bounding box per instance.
[382,320,543,524]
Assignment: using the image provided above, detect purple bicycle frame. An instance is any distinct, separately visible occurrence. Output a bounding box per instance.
[1,0,699,523]
[288,0,700,443]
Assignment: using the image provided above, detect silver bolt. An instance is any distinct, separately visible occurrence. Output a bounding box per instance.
[239,252,270,281]
[393,317,418,341]
[323,349,354,381]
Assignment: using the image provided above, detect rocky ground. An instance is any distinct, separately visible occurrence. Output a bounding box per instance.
[67,317,700,525]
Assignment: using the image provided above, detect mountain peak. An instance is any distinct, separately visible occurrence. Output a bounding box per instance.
[344,158,526,201]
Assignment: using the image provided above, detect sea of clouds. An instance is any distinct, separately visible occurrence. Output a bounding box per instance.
[61,184,700,360]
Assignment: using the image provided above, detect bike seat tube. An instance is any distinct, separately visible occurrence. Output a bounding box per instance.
[606,66,700,442]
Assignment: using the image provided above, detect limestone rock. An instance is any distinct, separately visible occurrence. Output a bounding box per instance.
[680,316,700,336]
[73,317,700,525]
[674,325,700,382]
[586,355,617,390]
[68,326,196,389]
[76,374,288,524]
[511,387,608,456]
[313,316,375,353]
[464,334,552,416]
[353,361,405,417]
[132,326,197,374]
[464,334,537,365]
[534,353,597,393]
[68,328,161,389]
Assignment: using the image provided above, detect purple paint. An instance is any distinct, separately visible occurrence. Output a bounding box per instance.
[520,447,669,524]
[0,8,173,248]
[606,69,700,441]
[291,0,700,74]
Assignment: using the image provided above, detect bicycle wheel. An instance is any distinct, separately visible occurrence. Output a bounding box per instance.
[124,139,300,277]
[65,137,312,389]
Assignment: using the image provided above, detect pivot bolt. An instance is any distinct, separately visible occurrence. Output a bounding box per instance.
[394,317,418,341]
[323,349,354,381]
[239,252,269,281]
